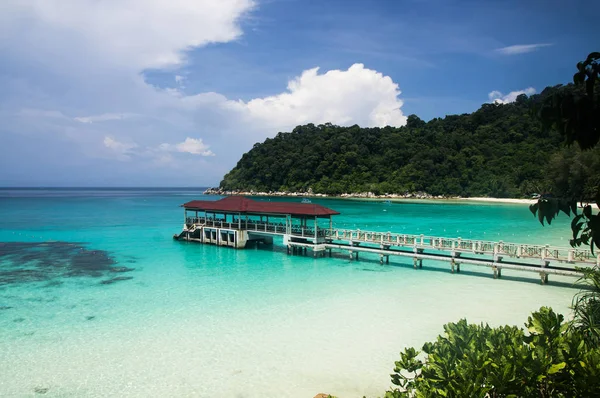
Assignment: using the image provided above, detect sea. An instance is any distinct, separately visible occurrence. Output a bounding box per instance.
[0,188,581,397]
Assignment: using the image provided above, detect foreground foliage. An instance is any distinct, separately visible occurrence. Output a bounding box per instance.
[531,52,600,253]
[385,307,600,398]
[571,267,600,345]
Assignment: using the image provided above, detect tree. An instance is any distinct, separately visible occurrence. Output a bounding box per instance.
[385,307,600,398]
[530,52,600,253]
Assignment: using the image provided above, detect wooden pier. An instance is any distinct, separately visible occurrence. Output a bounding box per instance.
[175,196,599,284]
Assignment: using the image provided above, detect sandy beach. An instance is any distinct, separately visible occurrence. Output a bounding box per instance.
[455,197,537,205]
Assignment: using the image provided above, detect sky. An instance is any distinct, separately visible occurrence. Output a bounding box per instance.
[0,0,597,187]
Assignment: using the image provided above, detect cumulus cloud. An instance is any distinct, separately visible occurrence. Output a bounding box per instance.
[236,63,407,129]
[159,138,215,156]
[488,87,536,104]
[103,136,138,160]
[495,43,552,55]
[0,0,407,186]
[75,113,135,124]
[0,0,255,70]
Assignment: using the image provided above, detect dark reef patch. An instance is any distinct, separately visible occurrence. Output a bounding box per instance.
[100,276,133,285]
[0,305,13,310]
[13,317,25,323]
[0,242,134,286]
[34,387,49,394]
[85,315,96,321]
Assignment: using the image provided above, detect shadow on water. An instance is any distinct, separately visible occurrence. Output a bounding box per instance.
[240,242,583,289]
[0,242,135,286]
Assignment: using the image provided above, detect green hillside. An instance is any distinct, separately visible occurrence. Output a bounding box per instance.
[220,86,599,198]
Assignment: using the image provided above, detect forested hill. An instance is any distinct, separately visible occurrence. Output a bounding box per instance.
[220,87,599,198]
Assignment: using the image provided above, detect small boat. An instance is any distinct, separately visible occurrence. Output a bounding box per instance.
[301,198,312,204]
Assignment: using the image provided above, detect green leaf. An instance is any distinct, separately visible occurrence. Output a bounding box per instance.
[573,72,586,84]
[529,203,539,217]
[571,214,583,230]
[573,222,584,240]
[571,200,578,215]
[558,199,571,217]
[548,362,566,374]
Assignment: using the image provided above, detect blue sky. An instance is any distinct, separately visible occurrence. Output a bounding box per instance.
[0,0,597,187]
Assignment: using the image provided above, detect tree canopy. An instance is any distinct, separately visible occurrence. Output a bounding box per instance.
[220,86,599,200]
[530,52,600,253]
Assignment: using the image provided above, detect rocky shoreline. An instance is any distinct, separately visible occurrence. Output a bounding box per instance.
[204,187,453,200]
[202,187,538,204]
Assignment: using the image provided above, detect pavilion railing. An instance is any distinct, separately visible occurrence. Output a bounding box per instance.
[186,218,327,238]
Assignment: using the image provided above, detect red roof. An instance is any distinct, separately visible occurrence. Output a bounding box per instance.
[182,196,340,217]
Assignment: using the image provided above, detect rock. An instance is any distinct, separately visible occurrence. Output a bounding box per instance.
[314,394,334,398]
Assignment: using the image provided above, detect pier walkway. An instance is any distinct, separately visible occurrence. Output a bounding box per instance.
[175,196,599,284]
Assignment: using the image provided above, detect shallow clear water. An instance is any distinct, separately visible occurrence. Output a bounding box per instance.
[0,189,581,397]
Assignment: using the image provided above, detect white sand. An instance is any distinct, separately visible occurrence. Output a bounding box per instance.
[456,197,537,205]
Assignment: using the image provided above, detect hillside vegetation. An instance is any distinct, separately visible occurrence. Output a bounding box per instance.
[220,86,599,199]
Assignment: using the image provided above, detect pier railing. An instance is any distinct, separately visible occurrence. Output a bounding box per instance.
[186,218,326,238]
[325,228,598,265]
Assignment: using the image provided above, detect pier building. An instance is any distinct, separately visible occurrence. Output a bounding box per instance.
[175,196,599,284]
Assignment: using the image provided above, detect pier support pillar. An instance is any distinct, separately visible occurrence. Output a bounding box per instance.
[413,257,417,269]
[329,248,332,257]
[451,259,455,273]
[419,259,423,268]
[287,245,291,255]
[540,272,549,285]
[493,266,502,279]
[349,251,353,261]
[380,254,384,265]
[386,255,389,264]
[456,263,460,273]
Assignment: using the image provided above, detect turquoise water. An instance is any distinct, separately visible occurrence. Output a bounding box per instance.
[0,189,581,397]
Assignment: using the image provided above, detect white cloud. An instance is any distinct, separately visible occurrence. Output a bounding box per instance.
[75,113,135,124]
[488,87,536,104]
[103,136,138,160]
[18,109,68,119]
[238,63,407,129]
[1,0,255,70]
[159,137,215,156]
[0,1,408,186]
[495,43,553,55]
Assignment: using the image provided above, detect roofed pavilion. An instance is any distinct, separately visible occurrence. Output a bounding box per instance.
[176,196,340,249]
